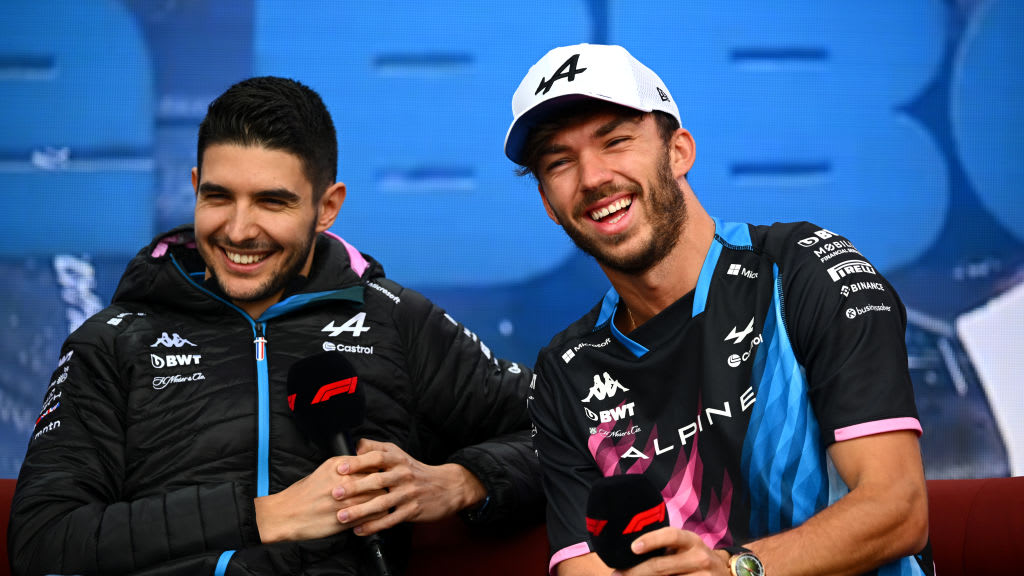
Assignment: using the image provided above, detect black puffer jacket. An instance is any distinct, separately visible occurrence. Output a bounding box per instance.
[9,226,542,576]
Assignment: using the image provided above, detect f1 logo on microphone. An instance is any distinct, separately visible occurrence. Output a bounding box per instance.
[623,503,666,534]
[586,517,608,537]
[312,377,358,404]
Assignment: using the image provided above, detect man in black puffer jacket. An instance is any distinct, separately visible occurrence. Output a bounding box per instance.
[8,77,542,576]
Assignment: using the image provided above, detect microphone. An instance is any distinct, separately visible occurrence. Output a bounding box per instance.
[286,352,391,576]
[287,351,366,456]
[585,474,670,570]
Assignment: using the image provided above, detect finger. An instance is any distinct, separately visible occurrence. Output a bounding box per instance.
[336,466,403,499]
[625,546,719,576]
[630,527,699,556]
[352,502,413,536]
[355,438,395,455]
[338,487,403,525]
[340,449,391,475]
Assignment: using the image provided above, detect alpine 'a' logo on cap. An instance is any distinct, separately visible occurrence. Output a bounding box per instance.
[536,53,588,95]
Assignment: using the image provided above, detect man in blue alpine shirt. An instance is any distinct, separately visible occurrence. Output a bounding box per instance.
[506,44,931,576]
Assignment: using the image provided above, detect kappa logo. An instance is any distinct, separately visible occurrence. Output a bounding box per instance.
[535,53,587,95]
[150,332,196,348]
[724,317,755,345]
[581,372,629,403]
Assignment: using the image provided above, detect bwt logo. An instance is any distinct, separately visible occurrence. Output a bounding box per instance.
[598,402,636,423]
[827,259,877,282]
[151,354,201,369]
[312,377,358,404]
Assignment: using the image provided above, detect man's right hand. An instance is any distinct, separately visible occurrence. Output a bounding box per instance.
[253,456,387,543]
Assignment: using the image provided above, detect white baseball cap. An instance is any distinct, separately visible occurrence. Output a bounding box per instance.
[504,43,681,165]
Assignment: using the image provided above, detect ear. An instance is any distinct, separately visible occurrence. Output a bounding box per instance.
[315,182,347,233]
[538,183,562,225]
[191,167,199,195]
[669,128,696,179]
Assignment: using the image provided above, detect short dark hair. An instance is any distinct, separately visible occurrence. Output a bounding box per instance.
[515,102,680,180]
[196,76,337,201]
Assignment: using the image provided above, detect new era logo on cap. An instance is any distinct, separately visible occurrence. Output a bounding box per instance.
[505,44,681,165]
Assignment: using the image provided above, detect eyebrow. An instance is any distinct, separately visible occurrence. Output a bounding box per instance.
[593,115,642,138]
[198,182,302,204]
[537,115,645,159]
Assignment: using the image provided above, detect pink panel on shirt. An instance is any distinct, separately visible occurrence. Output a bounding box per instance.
[549,542,591,575]
[833,417,922,442]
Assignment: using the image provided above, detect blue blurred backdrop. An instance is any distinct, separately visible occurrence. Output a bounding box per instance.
[1,0,1022,480]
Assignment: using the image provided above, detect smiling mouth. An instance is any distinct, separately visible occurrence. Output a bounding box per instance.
[225,250,268,265]
[589,196,633,224]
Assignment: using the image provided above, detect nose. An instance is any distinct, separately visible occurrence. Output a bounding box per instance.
[223,202,259,245]
[577,148,614,194]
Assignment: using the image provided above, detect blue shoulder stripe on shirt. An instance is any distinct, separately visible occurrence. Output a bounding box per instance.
[716,220,753,247]
[742,264,825,536]
[596,288,650,358]
[694,220,751,317]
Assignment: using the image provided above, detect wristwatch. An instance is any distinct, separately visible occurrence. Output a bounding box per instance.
[723,546,764,576]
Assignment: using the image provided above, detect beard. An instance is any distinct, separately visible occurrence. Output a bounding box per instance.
[205,218,317,304]
[560,150,687,274]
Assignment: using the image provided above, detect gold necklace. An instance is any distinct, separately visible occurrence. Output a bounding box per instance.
[626,307,638,332]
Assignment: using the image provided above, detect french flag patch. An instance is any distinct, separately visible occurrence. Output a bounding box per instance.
[254,336,267,361]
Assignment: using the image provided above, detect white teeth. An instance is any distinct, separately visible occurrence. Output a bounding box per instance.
[226,251,266,265]
[590,196,633,222]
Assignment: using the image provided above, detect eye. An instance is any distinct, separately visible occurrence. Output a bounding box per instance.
[201,191,228,202]
[258,195,294,209]
[544,157,571,174]
[606,136,631,148]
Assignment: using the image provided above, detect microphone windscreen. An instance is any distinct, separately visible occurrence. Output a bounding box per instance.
[585,474,669,569]
[286,351,365,449]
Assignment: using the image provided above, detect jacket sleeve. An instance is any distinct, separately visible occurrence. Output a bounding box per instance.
[8,316,260,576]
[390,284,544,528]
